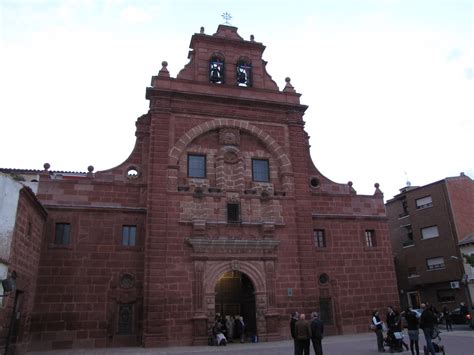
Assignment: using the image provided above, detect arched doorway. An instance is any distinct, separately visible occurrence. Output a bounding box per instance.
[214,270,257,340]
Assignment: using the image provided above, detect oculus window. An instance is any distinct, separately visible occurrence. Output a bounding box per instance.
[252,159,269,182]
[188,154,206,178]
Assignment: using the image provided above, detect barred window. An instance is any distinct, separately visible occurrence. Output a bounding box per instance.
[365,229,376,247]
[314,229,326,247]
[227,203,240,223]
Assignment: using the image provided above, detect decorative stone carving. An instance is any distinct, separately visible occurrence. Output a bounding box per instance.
[219,128,240,146]
[231,260,241,271]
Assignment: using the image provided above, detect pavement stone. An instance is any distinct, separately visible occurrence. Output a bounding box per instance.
[28,327,474,355]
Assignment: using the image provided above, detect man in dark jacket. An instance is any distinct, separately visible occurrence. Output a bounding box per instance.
[290,311,299,355]
[310,312,324,355]
[294,313,312,355]
[419,303,437,355]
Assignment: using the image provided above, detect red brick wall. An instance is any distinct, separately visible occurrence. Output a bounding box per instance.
[446,175,474,241]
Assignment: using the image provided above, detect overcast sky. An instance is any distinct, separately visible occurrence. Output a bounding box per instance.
[1,0,473,200]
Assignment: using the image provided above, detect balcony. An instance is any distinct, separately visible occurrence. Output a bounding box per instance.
[402,239,415,247]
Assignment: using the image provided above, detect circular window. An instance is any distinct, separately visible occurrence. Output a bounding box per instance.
[120,274,135,289]
[126,167,139,179]
[319,273,329,285]
[310,177,320,188]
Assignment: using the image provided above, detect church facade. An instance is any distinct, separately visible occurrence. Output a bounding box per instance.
[2,25,399,351]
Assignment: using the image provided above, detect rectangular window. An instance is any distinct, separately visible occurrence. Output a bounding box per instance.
[313,229,326,247]
[227,203,240,223]
[426,257,445,270]
[188,154,206,178]
[402,225,414,247]
[252,159,269,182]
[365,229,376,247]
[421,225,439,240]
[399,198,409,218]
[437,289,455,303]
[54,223,70,245]
[122,225,137,246]
[416,196,433,209]
[408,267,418,277]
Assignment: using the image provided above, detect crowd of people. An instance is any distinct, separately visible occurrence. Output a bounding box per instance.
[210,314,246,346]
[371,303,450,355]
[290,311,324,355]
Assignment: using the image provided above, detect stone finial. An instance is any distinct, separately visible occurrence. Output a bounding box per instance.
[200,26,205,34]
[374,182,383,196]
[87,165,94,173]
[250,34,255,42]
[283,77,295,93]
[158,61,170,78]
[43,163,50,171]
[348,181,353,187]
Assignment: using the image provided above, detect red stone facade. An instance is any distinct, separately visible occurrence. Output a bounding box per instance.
[7,25,399,351]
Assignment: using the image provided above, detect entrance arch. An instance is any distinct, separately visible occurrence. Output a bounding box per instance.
[214,271,257,340]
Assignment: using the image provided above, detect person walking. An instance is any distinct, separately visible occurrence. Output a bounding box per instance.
[290,311,299,355]
[420,303,437,355]
[442,306,452,331]
[310,311,324,355]
[294,313,312,355]
[405,308,420,355]
[372,310,385,353]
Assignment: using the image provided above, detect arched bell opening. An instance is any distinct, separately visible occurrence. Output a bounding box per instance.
[214,270,257,341]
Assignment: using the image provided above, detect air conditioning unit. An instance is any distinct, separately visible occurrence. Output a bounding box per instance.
[450,281,460,289]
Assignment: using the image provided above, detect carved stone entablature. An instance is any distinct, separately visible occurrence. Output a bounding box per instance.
[219,128,240,146]
[261,222,275,237]
[186,237,279,257]
[192,219,207,236]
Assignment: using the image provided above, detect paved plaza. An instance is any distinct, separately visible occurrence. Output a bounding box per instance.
[29,326,474,355]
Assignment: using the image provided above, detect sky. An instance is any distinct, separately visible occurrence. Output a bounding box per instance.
[0,0,473,201]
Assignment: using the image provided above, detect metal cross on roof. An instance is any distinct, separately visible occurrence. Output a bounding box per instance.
[222,12,232,25]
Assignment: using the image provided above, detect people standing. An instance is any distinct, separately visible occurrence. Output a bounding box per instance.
[372,310,385,353]
[310,311,324,355]
[405,308,420,355]
[420,303,437,355]
[442,306,452,331]
[225,315,234,342]
[290,311,299,355]
[235,316,245,343]
[386,306,402,352]
[294,313,312,355]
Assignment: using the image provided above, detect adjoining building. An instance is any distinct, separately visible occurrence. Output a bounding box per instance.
[1,25,399,352]
[385,173,473,312]
[0,173,47,354]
